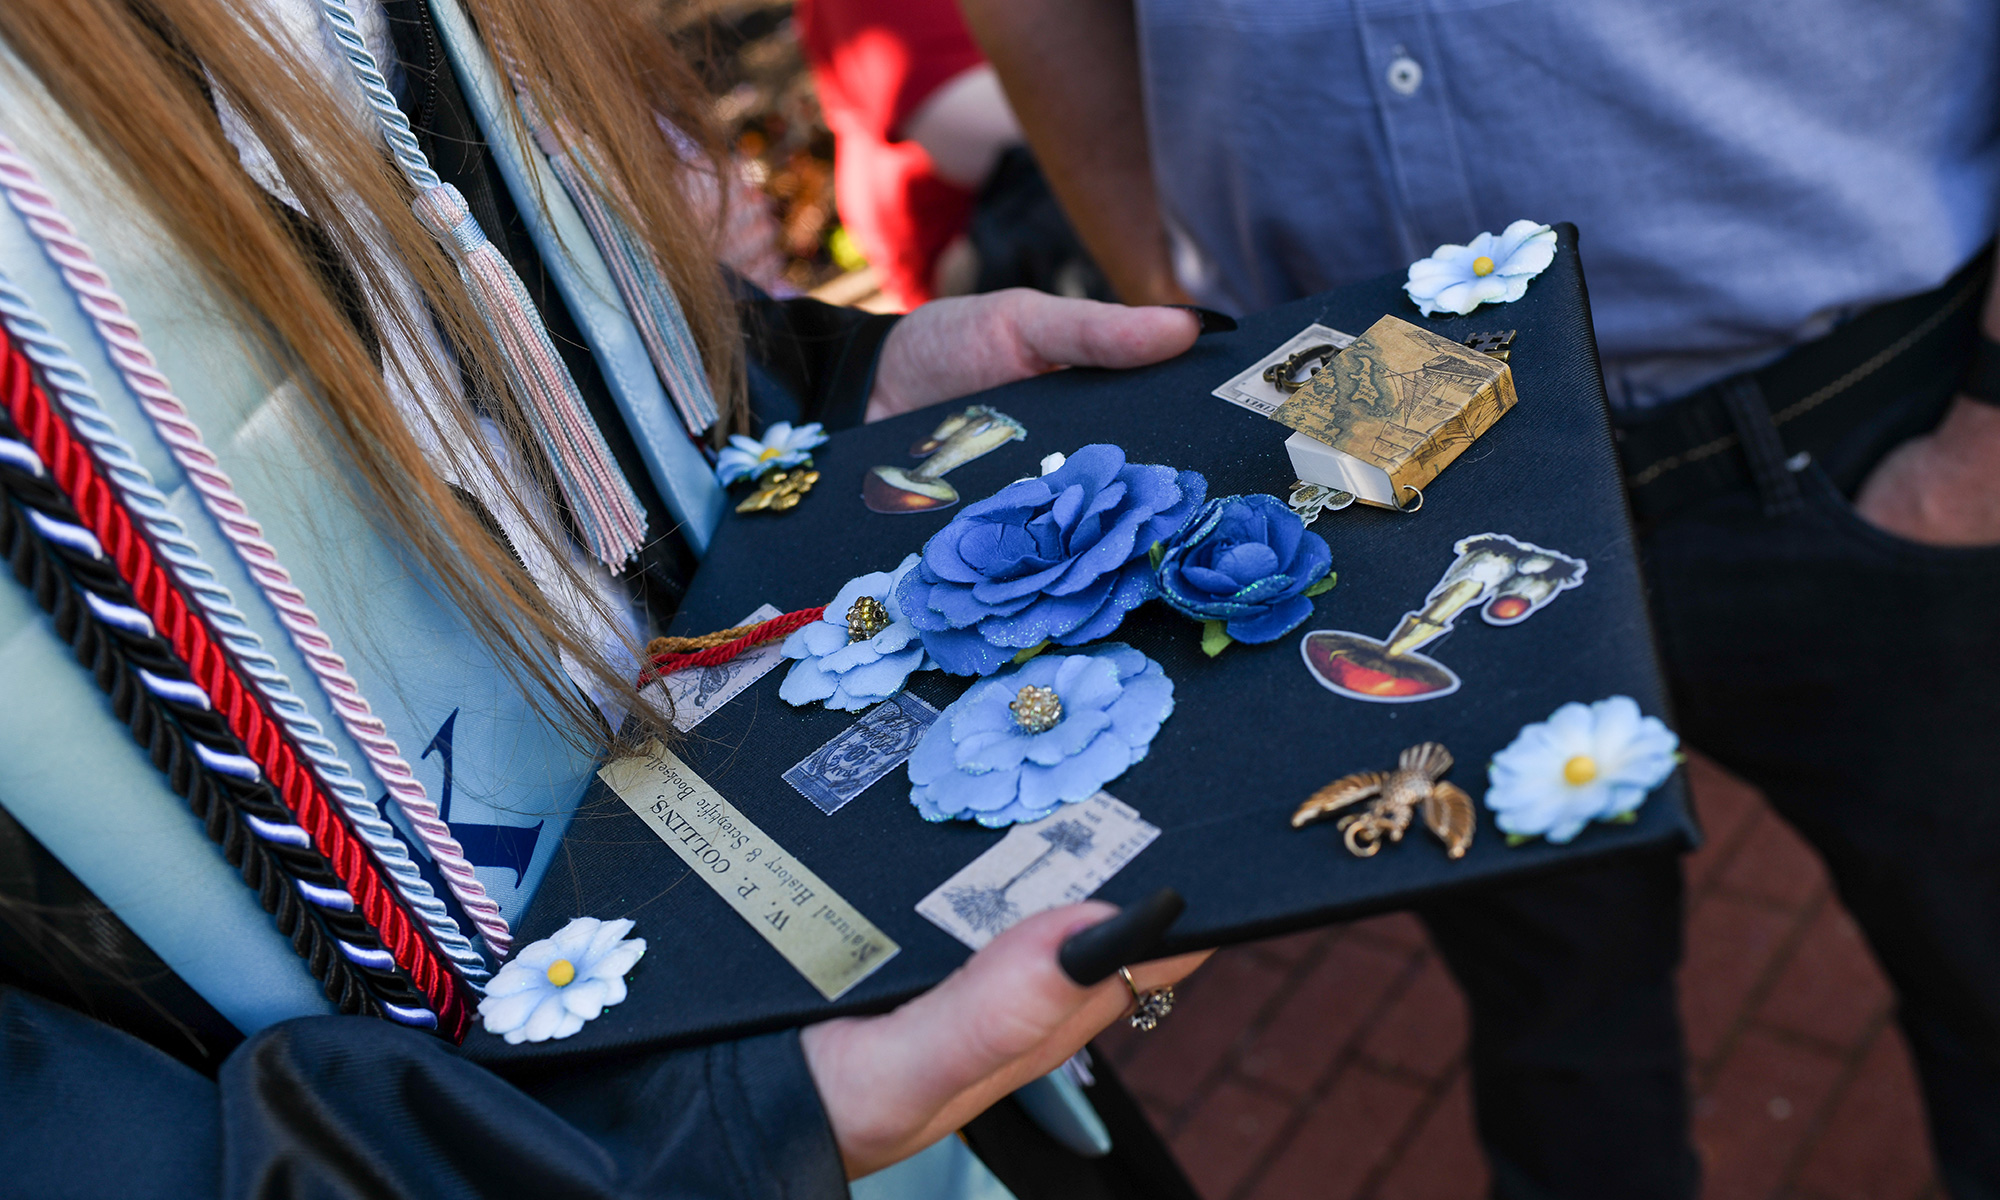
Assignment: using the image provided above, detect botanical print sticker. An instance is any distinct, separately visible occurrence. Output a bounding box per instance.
[1301,533,1585,703]
[916,791,1160,950]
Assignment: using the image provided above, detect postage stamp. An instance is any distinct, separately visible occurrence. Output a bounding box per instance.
[657,604,786,732]
[784,691,942,815]
[1212,322,1358,417]
[916,792,1161,950]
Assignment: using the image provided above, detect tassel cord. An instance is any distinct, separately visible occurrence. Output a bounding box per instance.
[639,606,825,684]
[321,0,648,569]
[0,363,465,1035]
[0,271,487,978]
[0,135,513,960]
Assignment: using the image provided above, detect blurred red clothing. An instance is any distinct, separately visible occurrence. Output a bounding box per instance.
[796,0,986,311]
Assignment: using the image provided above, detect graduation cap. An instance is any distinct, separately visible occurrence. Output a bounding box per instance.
[464,224,1694,1064]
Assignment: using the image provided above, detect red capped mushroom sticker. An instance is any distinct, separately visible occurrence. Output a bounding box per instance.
[1301,533,1586,703]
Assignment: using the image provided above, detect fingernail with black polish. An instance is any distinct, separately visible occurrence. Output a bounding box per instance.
[1058,887,1185,986]
[1165,305,1238,335]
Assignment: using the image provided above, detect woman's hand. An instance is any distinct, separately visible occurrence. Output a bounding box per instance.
[799,902,1210,1178]
[866,290,1201,423]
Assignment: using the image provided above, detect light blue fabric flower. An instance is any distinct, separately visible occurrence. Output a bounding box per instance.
[780,554,934,711]
[1404,220,1558,317]
[715,421,828,486]
[909,644,1173,827]
[477,917,646,1044]
[1485,695,1679,844]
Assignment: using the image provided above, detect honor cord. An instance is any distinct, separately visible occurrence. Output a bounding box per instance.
[0,136,512,959]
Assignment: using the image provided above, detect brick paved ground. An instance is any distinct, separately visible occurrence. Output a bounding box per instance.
[1095,754,1941,1200]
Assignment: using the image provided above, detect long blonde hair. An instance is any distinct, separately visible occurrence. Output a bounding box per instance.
[0,0,744,746]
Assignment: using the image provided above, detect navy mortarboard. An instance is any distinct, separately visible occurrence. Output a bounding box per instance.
[464,223,1697,1063]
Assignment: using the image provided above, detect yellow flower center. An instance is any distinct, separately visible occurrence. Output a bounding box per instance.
[757,446,784,462]
[545,959,576,987]
[1472,255,1496,277]
[1563,755,1598,785]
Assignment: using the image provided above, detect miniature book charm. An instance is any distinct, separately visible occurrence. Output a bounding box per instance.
[1272,315,1518,510]
[1291,742,1474,859]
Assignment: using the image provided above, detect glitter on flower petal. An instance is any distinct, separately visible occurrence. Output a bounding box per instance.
[477,916,646,1044]
[1484,696,1679,844]
[909,643,1173,827]
[1404,221,1558,317]
[898,444,1206,677]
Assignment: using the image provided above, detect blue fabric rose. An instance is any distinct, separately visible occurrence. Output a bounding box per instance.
[897,444,1205,676]
[909,643,1173,826]
[1154,494,1334,652]
[779,554,933,711]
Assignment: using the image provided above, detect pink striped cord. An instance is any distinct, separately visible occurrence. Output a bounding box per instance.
[0,135,511,958]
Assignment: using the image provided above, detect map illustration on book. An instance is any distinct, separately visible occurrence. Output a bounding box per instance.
[1272,315,1518,508]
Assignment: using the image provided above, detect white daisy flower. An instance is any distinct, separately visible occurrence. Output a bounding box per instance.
[477,917,646,1044]
[1485,695,1679,844]
[715,421,829,486]
[1404,220,1558,317]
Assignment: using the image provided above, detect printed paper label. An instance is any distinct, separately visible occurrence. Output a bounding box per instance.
[1212,323,1358,417]
[916,792,1160,950]
[600,743,900,1000]
[656,604,787,731]
[784,693,941,815]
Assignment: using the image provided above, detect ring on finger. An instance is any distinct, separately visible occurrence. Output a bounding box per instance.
[1119,966,1176,1032]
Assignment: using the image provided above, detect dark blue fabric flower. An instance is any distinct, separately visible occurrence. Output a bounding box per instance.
[1155,494,1333,645]
[897,444,1206,676]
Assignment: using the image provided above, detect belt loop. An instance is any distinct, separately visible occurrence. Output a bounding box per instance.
[1718,375,1804,516]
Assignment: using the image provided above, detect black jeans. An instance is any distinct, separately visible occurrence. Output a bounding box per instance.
[1418,371,2000,1199]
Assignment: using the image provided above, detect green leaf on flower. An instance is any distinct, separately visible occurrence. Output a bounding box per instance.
[1304,572,1339,598]
[1011,640,1051,665]
[1505,833,1534,847]
[1606,811,1640,825]
[1148,541,1165,570]
[1200,621,1233,657]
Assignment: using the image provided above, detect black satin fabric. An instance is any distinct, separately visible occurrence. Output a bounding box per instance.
[0,986,846,1200]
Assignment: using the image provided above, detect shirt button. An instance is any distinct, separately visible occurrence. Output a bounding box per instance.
[1386,55,1423,96]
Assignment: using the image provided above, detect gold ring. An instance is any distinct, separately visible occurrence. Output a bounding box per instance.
[1119,966,1176,1032]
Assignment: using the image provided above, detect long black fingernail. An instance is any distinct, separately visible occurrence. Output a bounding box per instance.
[1058,887,1185,986]
[1165,305,1238,334]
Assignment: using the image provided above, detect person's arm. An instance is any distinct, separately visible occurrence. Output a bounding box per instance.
[954,0,1189,306]
[1,905,1203,1194]
[1855,287,2000,544]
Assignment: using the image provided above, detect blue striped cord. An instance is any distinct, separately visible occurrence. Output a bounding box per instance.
[0,269,489,979]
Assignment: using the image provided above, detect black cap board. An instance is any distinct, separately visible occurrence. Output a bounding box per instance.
[465,225,1695,1065]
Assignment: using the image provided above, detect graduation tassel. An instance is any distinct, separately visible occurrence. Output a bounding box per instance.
[519,95,721,440]
[319,0,647,570]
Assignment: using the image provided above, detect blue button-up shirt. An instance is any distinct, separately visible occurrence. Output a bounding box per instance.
[1137,0,2000,407]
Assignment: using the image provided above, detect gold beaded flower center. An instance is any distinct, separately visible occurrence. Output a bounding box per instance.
[1472,255,1496,277]
[1563,755,1598,785]
[1010,684,1063,733]
[545,958,576,987]
[846,595,890,642]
